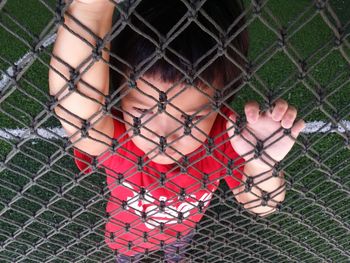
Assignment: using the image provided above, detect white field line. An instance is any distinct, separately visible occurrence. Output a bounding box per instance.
[0,121,349,141]
[0,34,56,90]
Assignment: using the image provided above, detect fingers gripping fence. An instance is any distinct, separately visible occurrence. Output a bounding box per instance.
[0,0,350,262]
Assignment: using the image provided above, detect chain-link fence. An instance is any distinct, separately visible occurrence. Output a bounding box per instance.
[0,0,350,262]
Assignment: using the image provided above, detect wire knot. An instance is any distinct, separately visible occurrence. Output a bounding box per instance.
[159,136,167,153]
[277,27,287,49]
[245,177,253,192]
[187,6,198,22]
[133,117,141,135]
[184,114,192,135]
[160,172,166,185]
[261,191,270,206]
[81,120,90,138]
[252,0,262,15]
[158,91,167,113]
[206,137,213,155]
[254,140,264,158]
[315,0,326,11]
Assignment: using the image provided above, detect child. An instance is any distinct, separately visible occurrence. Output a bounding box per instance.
[49,0,305,262]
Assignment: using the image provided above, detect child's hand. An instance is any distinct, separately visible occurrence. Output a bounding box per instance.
[65,0,115,19]
[70,0,110,3]
[226,99,305,170]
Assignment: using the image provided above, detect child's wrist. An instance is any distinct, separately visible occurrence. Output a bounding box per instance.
[64,0,115,39]
[245,158,275,173]
[67,0,115,21]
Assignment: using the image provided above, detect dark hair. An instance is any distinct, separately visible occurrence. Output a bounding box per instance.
[109,0,248,104]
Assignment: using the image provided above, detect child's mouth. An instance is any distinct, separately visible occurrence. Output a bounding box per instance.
[159,148,176,156]
[147,148,177,158]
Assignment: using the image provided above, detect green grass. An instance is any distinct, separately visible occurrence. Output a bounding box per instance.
[0,0,55,67]
[0,0,350,262]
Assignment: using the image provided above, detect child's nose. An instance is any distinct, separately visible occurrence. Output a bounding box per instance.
[150,114,183,143]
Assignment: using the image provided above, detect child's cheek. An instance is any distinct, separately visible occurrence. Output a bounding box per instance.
[192,112,218,140]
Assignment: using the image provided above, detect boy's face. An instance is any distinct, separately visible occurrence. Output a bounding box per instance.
[121,76,218,164]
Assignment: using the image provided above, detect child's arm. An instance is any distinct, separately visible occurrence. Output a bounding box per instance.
[49,0,115,156]
[233,165,286,217]
[227,99,305,217]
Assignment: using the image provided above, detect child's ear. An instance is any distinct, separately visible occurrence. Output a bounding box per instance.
[228,113,237,123]
[226,113,238,137]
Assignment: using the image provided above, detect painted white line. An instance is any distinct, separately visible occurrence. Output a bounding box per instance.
[0,127,66,141]
[303,120,350,134]
[0,120,348,141]
[0,34,56,90]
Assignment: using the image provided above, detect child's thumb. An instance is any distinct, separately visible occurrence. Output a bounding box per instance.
[226,113,238,136]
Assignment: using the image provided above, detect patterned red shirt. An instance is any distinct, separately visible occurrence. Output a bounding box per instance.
[73,105,245,256]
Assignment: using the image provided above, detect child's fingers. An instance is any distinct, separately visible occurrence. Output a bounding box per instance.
[74,0,110,3]
[244,101,260,124]
[226,113,237,129]
[281,105,297,129]
[226,112,240,140]
[291,119,306,138]
[270,99,289,122]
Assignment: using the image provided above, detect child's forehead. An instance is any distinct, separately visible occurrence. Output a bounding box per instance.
[134,76,215,100]
[122,76,215,112]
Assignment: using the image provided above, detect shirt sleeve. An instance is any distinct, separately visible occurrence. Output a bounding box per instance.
[223,143,245,190]
[73,141,116,175]
[217,105,245,190]
[73,148,94,174]
[72,108,123,174]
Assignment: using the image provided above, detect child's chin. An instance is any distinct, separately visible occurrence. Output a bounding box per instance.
[147,152,181,165]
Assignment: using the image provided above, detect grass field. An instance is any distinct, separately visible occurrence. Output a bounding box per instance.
[0,0,350,262]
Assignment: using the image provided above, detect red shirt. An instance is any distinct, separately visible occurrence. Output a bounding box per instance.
[73,105,245,256]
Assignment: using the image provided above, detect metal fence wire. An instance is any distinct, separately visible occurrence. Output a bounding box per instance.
[0,0,350,262]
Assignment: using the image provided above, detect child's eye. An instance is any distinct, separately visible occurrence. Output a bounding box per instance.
[181,114,204,121]
[192,115,204,121]
[133,107,153,114]
[134,107,203,120]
